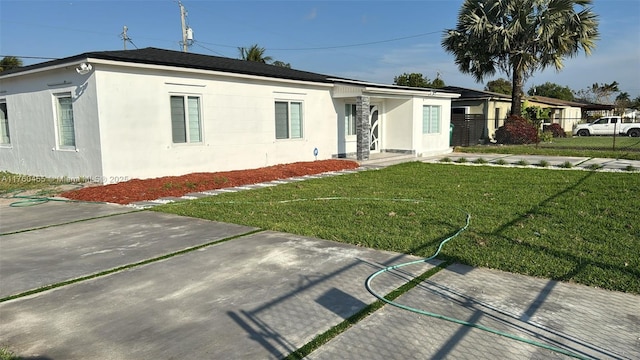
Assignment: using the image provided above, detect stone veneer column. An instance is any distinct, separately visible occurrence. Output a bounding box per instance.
[356,95,370,160]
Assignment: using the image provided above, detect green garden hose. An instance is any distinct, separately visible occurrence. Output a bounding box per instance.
[364,209,593,360]
[2,190,88,207]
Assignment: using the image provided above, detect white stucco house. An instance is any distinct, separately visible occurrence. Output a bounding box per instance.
[0,47,459,183]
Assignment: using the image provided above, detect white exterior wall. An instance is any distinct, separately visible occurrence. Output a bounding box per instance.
[415,97,452,156]
[560,107,582,132]
[94,65,337,181]
[382,98,414,151]
[0,68,103,179]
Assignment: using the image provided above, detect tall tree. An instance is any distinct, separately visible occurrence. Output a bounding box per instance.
[272,60,291,68]
[238,44,273,64]
[527,82,575,101]
[574,81,619,104]
[393,72,445,88]
[442,0,599,116]
[0,56,23,72]
[430,77,446,89]
[485,78,512,95]
[615,92,630,116]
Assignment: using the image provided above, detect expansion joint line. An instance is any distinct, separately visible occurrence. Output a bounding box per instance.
[0,209,146,236]
[0,229,264,303]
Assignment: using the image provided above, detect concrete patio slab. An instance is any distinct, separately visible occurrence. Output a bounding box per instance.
[0,201,134,234]
[0,210,257,298]
[310,264,640,360]
[0,230,436,360]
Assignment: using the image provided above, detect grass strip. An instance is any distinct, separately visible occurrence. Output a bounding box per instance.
[284,261,451,360]
[0,229,264,303]
[0,209,145,236]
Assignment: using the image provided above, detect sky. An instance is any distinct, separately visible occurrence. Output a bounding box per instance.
[1,0,639,98]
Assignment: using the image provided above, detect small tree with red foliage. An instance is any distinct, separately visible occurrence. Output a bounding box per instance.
[495,115,539,144]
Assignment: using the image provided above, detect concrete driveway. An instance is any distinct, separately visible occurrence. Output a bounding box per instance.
[1,186,639,359]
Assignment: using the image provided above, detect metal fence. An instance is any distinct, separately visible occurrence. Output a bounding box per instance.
[450,114,486,147]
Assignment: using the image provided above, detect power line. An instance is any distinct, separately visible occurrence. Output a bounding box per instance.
[193,41,225,57]
[0,55,58,60]
[195,30,442,52]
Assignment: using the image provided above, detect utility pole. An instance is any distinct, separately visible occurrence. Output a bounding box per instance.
[179,1,188,52]
[121,26,130,50]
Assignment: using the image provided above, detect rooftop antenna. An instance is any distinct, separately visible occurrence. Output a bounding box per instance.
[179,1,193,52]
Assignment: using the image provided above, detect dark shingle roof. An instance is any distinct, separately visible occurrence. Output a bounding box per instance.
[442,86,511,100]
[1,47,340,83]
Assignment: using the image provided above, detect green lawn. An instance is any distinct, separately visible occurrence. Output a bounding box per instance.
[458,136,640,160]
[156,162,640,294]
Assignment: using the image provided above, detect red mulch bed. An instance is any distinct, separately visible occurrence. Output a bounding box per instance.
[61,160,360,205]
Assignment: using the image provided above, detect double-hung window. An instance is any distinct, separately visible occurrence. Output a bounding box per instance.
[170,95,202,143]
[422,105,441,134]
[344,104,357,136]
[55,93,76,148]
[0,100,9,145]
[275,101,303,139]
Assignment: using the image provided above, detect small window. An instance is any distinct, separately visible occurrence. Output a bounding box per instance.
[0,100,9,145]
[275,101,303,139]
[170,95,202,143]
[55,93,76,148]
[422,105,441,134]
[345,104,357,136]
[494,108,501,129]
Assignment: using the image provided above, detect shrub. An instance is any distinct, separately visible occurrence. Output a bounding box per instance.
[543,123,567,138]
[541,131,554,143]
[495,115,539,144]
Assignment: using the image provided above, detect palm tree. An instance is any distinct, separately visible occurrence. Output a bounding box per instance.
[238,44,273,64]
[442,0,599,116]
[0,56,23,72]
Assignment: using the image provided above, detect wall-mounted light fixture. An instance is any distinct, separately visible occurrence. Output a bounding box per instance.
[75,62,93,75]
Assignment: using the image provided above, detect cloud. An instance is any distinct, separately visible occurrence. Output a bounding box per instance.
[306,8,317,20]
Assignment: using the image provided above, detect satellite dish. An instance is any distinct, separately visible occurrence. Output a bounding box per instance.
[75,62,93,75]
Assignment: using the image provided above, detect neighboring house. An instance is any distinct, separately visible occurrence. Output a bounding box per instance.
[526,95,583,133]
[442,86,512,144]
[580,103,616,120]
[0,47,459,183]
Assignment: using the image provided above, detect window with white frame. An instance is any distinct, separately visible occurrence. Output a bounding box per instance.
[275,100,303,139]
[0,100,9,145]
[55,93,76,148]
[422,105,441,134]
[345,104,357,136]
[170,95,202,143]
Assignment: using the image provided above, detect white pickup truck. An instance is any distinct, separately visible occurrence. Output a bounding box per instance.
[573,116,640,137]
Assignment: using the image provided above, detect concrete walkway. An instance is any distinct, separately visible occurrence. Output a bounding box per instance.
[358,151,640,172]
[1,155,639,359]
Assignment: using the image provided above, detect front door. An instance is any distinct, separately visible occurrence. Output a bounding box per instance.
[369,105,380,152]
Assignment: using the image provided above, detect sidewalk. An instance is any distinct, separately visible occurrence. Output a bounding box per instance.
[357,151,640,172]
